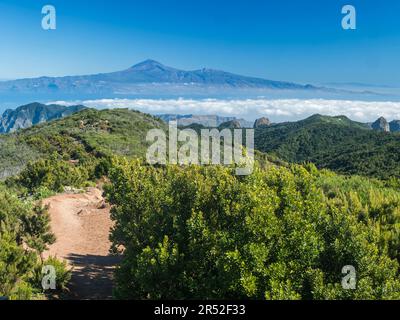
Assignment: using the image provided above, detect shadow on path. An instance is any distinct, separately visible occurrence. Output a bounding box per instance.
[64,253,121,300]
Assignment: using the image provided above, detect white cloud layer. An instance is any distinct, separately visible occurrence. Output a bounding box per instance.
[49,98,400,122]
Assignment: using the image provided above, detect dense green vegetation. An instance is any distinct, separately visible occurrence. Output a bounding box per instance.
[0,108,165,299]
[0,108,166,184]
[2,108,400,300]
[0,185,70,299]
[255,114,400,180]
[1,108,166,195]
[105,159,400,300]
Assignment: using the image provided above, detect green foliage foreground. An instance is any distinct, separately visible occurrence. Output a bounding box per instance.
[0,188,71,299]
[105,159,400,300]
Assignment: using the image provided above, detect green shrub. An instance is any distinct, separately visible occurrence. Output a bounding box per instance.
[16,153,91,193]
[105,159,400,300]
[32,256,72,292]
[32,186,56,200]
[0,190,66,300]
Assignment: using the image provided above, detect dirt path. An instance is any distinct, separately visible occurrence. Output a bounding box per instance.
[43,187,120,300]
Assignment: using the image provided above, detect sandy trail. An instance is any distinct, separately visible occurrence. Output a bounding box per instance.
[43,187,120,300]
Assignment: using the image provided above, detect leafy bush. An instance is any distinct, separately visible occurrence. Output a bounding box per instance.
[15,153,91,193]
[105,159,400,300]
[0,232,38,299]
[31,186,56,200]
[0,188,69,300]
[32,256,72,292]
[315,170,400,263]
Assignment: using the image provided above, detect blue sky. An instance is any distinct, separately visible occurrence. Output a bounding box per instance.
[0,0,399,85]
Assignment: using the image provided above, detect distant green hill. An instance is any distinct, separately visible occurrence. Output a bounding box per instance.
[2,109,400,182]
[255,114,400,179]
[0,108,166,179]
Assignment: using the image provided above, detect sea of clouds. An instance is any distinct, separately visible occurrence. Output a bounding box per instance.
[49,98,400,122]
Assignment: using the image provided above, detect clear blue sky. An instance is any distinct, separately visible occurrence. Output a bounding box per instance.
[0,0,399,85]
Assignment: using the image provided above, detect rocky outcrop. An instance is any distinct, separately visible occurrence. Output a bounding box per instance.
[218,120,242,130]
[371,117,390,132]
[157,114,253,128]
[254,117,271,128]
[0,102,86,133]
[389,120,400,132]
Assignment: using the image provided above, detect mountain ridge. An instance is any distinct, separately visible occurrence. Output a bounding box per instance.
[1,103,400,180]
[0,102,86,133]
[2,101,399,135]
[0,107,166,179]
[254,113,400,179]
[157,113,253,128]
[0,59,321,95]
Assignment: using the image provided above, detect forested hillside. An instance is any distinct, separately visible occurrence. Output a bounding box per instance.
[254,114,400,179]
[0,108,166,181]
